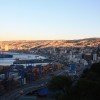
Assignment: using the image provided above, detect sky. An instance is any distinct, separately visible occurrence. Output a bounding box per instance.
[0,0,100,40]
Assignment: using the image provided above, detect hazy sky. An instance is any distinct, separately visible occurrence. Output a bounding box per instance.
[0,0,100,40]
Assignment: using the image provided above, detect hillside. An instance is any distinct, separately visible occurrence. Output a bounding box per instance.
[0,38,100,50]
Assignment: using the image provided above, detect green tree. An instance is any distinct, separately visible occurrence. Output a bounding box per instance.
[48,76,72,100]
[75,62,100,100]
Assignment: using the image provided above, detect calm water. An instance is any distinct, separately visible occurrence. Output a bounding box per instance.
[0,52,46,66]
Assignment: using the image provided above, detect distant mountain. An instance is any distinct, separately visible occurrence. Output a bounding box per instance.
[74,37,100,41]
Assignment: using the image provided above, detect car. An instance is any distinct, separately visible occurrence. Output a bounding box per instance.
[40,84,44,87]
[19,90,24,95]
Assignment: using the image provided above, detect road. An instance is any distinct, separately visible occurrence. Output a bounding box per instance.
[0,69,65,100]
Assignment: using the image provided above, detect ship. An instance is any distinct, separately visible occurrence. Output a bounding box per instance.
[0,53,13,58]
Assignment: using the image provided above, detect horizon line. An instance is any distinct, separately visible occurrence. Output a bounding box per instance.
[0,37,100,41]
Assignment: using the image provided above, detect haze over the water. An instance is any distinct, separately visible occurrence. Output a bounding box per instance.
[0,0,100,40]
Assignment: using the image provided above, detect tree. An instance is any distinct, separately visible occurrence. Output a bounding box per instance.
[75,62,100,100]
[47,62,100,100]
[48,75,72,100]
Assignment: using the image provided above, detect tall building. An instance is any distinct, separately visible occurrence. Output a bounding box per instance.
[0,42,3,53]
[5,45,9,51]
[93,54,97,61]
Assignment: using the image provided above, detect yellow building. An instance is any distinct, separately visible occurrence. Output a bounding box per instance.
[5,45,9,51]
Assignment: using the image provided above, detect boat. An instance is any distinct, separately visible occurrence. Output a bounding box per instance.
[0,54,13,58]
